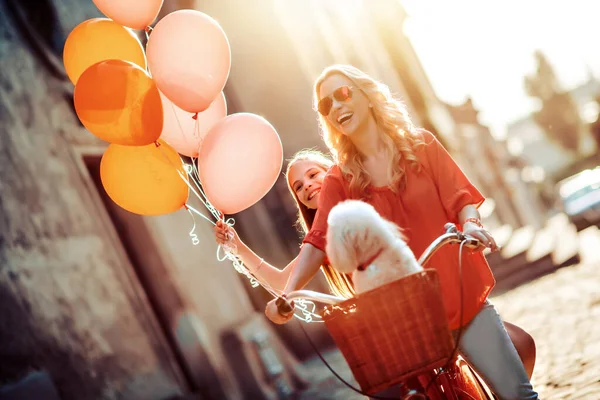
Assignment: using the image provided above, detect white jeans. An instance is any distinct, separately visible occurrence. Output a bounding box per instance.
[456,301,539,400]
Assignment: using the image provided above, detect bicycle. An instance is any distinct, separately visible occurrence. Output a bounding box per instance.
[276,223,495,399]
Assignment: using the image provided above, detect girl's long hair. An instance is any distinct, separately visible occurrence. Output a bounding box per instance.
[285,150,355,298]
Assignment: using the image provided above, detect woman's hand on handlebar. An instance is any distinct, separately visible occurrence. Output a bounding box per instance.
[265,297,295,325]
[463,222,499,252]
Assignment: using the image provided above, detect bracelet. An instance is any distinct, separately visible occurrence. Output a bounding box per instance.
[255,258,265,273]
[464,217,483,228]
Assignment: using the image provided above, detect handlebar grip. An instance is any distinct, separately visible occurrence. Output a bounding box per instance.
[275,297,294,317]
[444,223,458,234]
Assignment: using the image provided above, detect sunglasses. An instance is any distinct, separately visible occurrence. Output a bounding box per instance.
[317,86,353,116]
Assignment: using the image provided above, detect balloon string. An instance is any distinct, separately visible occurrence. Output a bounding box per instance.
[184,162,219,219]
[144,26,153,75]
[190,157,202,183]
[209,213,322,323]
[182,164,220,221]
[185,203,216,226]
[171,102,185,135]
[152,142,216,223]
[180,167,219,221]
[187,159,218,219]
[155,145,320,320]
[181,178,271,293]
[194,116,200,138]
[170,102,196,150]
[185,206,201,245]
[144,26,153,41]
[167,157,266,291]
[178,169,219,222]
[152,142,200,210]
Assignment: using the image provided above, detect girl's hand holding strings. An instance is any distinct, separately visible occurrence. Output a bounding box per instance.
[214,219,240,248]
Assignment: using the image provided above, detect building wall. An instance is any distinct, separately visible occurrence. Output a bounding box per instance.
[0,1,188,398]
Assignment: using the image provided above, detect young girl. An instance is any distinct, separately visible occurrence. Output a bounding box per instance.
[216,149,536,380]
[214,149,353,297]
[262,65,538,399]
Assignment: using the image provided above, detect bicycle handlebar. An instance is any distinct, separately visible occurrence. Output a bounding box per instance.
[275,223,485,316]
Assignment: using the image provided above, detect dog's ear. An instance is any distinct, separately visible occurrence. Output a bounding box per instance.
[326,224,359,274]
[382,219,408,242]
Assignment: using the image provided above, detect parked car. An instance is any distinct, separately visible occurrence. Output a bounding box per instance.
[557,166,600,231]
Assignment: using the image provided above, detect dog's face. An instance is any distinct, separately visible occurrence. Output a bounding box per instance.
[325,200,405,274]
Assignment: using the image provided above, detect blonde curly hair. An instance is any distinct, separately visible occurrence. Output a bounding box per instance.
[314,64,426,195]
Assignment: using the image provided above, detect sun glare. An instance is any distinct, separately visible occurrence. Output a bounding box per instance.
[401,0,600,137]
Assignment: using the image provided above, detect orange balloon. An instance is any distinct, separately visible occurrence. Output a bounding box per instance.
[63,18,146,85]
[100,141,188,216]
[74,59,163,146]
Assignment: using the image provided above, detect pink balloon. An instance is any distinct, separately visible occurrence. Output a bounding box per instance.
[198,113,283,214]
[159,91,227,158]
[146,10,231,113]
[92,0,163,30]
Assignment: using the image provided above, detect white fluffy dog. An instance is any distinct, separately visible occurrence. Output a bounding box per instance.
[325,200,423,294]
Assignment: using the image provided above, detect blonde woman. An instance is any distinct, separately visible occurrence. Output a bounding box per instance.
[263,65,538,399]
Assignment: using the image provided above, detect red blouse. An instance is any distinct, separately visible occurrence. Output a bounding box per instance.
[303,130,495,329]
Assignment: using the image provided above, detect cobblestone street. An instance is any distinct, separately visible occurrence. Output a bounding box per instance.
[492,226,600,400]
[300,226,600,399]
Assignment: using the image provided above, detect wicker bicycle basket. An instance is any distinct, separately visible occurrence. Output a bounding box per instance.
[321,269,455,395]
